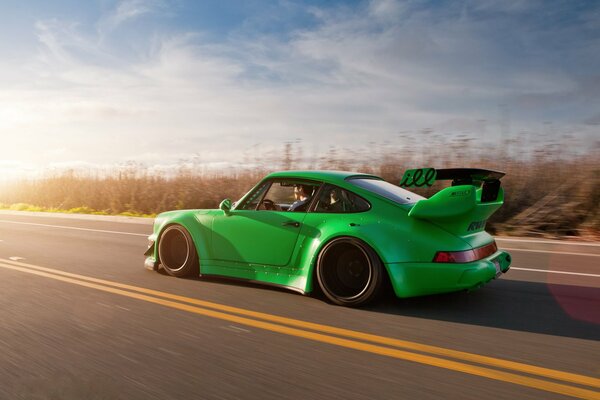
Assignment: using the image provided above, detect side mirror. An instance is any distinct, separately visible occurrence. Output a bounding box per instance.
[219,198,232,215]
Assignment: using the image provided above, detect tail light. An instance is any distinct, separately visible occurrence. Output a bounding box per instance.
[433,242,498,263]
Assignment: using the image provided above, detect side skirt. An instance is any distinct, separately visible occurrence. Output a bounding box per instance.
[199,273,306,295]
[200,261,308,294]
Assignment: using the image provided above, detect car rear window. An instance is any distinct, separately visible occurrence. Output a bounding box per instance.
[347,177,424,205]
[313,184,370,213]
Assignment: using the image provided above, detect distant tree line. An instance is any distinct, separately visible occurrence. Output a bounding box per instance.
[1,138,598,238]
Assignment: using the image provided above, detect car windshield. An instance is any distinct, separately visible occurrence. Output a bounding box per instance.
[347,177,424,205]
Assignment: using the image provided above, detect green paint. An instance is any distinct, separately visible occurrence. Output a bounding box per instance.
[146,170,511,299]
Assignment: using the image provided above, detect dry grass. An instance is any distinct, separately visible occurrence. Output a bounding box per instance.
[1,138,598,239]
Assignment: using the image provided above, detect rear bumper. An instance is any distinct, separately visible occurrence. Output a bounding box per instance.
[387,250,511,298]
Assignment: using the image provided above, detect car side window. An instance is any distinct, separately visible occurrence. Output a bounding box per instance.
[258,180,319,212]
[314,184,370,213]
[236,181,271,210]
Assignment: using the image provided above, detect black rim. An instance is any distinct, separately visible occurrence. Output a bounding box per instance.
[160,228,190,272]
[320,241,372,300]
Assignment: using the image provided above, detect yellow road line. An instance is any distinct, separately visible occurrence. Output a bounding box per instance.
[1,257,598,390]
[1,261,599,400]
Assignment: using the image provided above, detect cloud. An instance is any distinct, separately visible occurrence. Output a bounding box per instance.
[99,0,168,33]
[1,0,598,178]
[467,0,544,13]
[584,113,600,126]
[368,0,409,21]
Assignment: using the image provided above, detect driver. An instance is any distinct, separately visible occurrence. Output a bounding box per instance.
[288,184,312,212]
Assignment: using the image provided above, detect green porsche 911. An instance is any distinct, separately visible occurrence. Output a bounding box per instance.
[144,168,511,307]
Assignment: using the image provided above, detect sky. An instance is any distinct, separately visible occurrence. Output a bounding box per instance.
[0,0,599,178]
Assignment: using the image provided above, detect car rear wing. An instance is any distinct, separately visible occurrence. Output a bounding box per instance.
[400,168,504,187]
[399,168,506,234]
[400,168,504,203]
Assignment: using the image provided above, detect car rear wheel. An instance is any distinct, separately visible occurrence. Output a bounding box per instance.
[158,225,199,277]
[316,237,384,307]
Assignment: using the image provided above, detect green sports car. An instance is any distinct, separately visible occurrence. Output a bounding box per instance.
[144,168,511,307]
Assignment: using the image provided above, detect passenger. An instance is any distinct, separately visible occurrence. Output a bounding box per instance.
[326,189,344,212]
[289,184,312,212]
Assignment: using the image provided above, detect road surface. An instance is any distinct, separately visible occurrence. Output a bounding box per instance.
[0,211,598,399]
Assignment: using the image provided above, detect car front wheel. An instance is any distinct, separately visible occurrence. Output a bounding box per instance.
[158,225,199,277]
[316,237,384,307]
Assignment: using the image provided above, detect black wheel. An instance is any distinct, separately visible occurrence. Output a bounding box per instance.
[316,237,384,307]
[158,225,199,277]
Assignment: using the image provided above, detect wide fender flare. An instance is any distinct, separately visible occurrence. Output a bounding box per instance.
[154,213,213,264]
[302,227,390,293]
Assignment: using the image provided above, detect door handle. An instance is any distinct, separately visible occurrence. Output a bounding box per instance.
[282,221,301,227]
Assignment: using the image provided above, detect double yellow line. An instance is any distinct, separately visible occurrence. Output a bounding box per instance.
[1,258,598,399]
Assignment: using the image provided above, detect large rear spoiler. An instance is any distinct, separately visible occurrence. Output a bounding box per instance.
[400,168,505,204]
[400,168,504,188]
[436,168,505,185]
[399,168,506,232]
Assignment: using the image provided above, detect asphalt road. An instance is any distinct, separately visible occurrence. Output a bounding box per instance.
[0,211,598,400]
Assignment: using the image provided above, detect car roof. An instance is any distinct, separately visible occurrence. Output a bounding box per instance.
[265,170,381,184]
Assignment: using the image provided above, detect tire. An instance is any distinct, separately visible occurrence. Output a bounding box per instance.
[158,225,199,277]
[316,237,384,307]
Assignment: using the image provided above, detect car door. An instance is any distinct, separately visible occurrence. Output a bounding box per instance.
[211,179,318,266]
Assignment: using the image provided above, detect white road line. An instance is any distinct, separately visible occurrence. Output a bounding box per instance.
[502,247,600,257]
[0,219,148,237]
[117,354,140,364]
[1,218,599,260]
[511,267,600,278]
[223,325,251,333]
[157,347,181,356]
[8,256,25,261]
[497,238,600,247]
